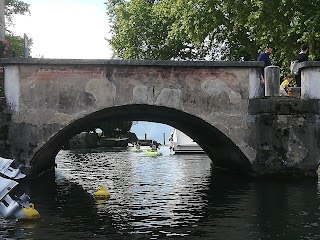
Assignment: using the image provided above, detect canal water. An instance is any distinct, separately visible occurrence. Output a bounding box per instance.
[1,146,320,240]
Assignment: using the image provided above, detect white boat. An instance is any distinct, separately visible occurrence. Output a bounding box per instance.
[171,129,204,154]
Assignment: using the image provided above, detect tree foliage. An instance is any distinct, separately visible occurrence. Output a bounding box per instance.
[105,0,320,72]
[5,0,30,27]
[3,0,31,57]
[5,33,30,57]
[93,120,133,137]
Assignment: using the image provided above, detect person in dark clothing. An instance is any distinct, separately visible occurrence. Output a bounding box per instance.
[257,44,274,96]
[295,44,309,87]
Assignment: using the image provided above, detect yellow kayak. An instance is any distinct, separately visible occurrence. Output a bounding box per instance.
[132,148,143,152]
[145,149,162,156]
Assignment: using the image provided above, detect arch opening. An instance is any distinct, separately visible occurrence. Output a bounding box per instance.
[30,105,253,177]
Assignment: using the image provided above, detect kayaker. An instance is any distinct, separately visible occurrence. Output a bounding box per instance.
[151,141,158,151]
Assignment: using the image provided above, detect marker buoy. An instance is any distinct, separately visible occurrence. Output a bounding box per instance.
[21,203,40,220]
[94,186,110,200]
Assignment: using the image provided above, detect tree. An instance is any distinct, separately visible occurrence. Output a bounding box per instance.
[105,0,320,72]
[106,0,190,60]
[3,0,31,57]
[93,120,133,137]
[5,0,30,28]
[3,33,31,57]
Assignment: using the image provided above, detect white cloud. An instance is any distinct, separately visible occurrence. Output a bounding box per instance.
[11,1,113,59]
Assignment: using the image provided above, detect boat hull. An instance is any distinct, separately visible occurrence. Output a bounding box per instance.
[172,129,204,154]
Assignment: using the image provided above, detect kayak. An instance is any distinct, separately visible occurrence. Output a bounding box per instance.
[132,148,143,152]
[145,149,162,157]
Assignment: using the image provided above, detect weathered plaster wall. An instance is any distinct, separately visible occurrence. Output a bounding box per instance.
[4,65,20,113]
[1,59,262,176]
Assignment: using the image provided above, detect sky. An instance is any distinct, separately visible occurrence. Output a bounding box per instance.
[9,0,174,142]
[131,122,174,144]
[11,0,113,59]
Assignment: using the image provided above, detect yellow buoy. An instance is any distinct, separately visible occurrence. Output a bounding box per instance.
[21,203,40,220]
[94,186,110,200]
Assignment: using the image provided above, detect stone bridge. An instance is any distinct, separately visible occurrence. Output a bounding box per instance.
[1,58,320,178]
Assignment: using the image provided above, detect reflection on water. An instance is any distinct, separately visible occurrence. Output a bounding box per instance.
[1,146,320,239]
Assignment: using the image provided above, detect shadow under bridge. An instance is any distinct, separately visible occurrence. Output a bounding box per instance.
[31,104,253,177]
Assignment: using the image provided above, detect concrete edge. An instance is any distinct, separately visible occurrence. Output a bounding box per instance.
[248,98,320,114]
[0,58,265,68]
[300,61,320,68]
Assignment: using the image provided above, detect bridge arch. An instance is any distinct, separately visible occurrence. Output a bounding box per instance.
[30,104,253,177]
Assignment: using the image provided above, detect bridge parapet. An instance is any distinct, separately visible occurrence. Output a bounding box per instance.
[0,58,319,178]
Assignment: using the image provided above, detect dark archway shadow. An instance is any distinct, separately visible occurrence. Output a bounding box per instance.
[30,104,254,178]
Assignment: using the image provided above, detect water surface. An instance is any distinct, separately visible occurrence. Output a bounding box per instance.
[1,146,319,239]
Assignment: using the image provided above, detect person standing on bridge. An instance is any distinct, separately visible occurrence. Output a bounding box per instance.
[258,44,274,97]
[295,44,309,87]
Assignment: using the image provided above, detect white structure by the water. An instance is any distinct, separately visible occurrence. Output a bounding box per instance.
[172,129,204,154]
[0,157,31,219]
